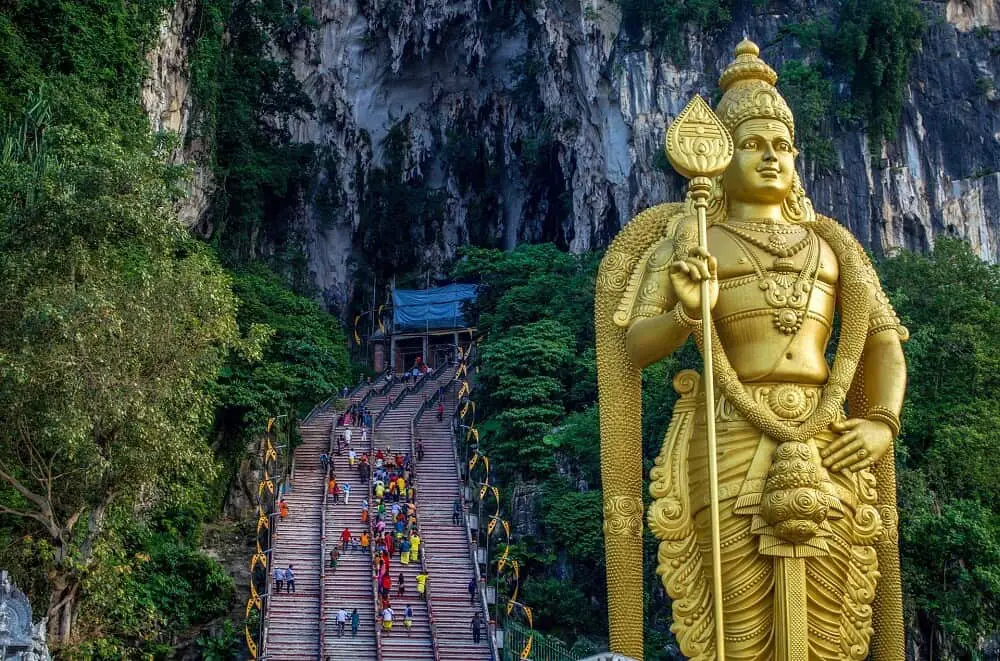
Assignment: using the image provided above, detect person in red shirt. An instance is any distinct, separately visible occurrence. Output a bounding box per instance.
[380,572,392,598]
[340,527,352,551]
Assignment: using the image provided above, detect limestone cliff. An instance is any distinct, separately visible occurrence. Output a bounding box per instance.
[143,0,1000,309]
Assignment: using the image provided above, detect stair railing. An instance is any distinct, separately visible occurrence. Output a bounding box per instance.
[369,411,384,661]
[446,376,500,660]
[319,415,332,657]
[410,372,454,661]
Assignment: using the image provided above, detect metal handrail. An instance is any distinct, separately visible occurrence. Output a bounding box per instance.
[258,414,290,660]
[319,415,332,656]
[369,414,384,661]
[446,363,499,660]
[304,397,333,425]
[409,368,455,661]
[375,364,442,425]
[504,620,581,661]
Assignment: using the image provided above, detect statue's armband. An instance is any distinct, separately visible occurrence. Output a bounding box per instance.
[614,237,679,329]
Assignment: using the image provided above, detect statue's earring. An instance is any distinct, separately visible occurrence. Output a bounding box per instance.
[781,172,816,224]
[704,176,727,226]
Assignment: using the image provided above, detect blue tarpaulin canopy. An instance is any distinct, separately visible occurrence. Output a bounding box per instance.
[392,284,477,332]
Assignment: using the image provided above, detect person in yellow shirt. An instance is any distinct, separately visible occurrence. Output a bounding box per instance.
[409,533,421,561]
[375,481,385,500]
[415,572,428,601]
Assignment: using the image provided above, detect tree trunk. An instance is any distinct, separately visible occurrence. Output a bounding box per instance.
[47,575,79,644]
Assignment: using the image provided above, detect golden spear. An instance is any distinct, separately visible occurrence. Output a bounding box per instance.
[665,95,734,660]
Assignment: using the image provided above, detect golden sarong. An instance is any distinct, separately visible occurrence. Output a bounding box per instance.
[650,374,883,661]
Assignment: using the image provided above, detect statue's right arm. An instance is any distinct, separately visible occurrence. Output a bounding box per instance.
[625,262,694,370]
[626,311,693,369]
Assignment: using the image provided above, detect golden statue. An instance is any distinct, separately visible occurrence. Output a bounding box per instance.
[596,40,908,661]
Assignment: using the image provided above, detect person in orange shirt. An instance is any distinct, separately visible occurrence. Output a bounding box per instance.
[278,500,289,518]
[360,531,370,552]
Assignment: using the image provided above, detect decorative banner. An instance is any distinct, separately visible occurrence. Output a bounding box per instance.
[457,362,467,378]
[354,315,361,344]
[258,472,274,498]
[469,452,479,471]
[458,380,470,398]
[250,541,267,572]
[377,305,386,334]
[267,417,275,433]
[497,543,510,573]
[256,508,268,535]
[520,634,533,660]
[465,426,479,444]
[265,437,277,463]
[246,625,258,659]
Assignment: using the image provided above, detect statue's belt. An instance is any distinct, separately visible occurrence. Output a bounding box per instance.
[688,382,863,525]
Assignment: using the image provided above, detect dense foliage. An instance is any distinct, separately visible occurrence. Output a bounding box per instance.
[0,95,240,650]
[216,266,352,438]
[189,0,317,265]
[459,240,1000,660]
[0,2,352,655]
[781,0,926,144]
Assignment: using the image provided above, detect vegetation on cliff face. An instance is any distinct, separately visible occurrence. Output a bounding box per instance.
[457,240,1000,660]
[621,0,925,146]
[0,1,350,655]
[188,0,317,265]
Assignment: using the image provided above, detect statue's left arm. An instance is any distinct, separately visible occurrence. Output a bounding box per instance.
[827,239,909,661]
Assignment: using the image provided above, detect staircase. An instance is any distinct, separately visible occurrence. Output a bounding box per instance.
[265,366,490,661]
[322,423,378,660]
[373,372,448,661]
[264,408,334,659]
[415,383,493,661]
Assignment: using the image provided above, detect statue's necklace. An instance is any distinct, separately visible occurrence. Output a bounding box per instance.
[723,228,820,335]
[720,222,811,259]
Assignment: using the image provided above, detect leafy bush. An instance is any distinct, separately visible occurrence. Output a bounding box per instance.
[779,60,837,171]
[214,265,352,438]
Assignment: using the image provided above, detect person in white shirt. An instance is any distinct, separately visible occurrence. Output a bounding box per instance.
[382,606,394,633]
[337,608,348,637]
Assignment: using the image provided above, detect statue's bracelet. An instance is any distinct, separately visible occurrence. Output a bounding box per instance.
[673,304,700,328]
[865,406,901,437]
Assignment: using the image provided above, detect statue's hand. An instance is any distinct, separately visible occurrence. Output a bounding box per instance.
[821,418,893,472]
[668,247,719,319]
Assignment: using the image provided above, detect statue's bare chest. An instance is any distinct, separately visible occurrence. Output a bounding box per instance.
[709,224,839,286]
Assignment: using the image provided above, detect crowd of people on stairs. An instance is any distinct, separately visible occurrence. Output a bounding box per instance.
[270,374,491,655]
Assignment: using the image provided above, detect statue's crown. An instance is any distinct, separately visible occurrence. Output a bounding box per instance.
[715,39,795,141]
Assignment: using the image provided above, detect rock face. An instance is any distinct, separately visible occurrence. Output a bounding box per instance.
[144,0,1000,308]
[143,0,214,229]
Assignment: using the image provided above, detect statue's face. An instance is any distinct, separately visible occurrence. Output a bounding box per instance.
[722,119,796,205]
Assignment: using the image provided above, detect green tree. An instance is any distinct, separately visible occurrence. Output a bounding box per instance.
[879,239,1000,656]
[215,265,352,439]
[0,106,240,644]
